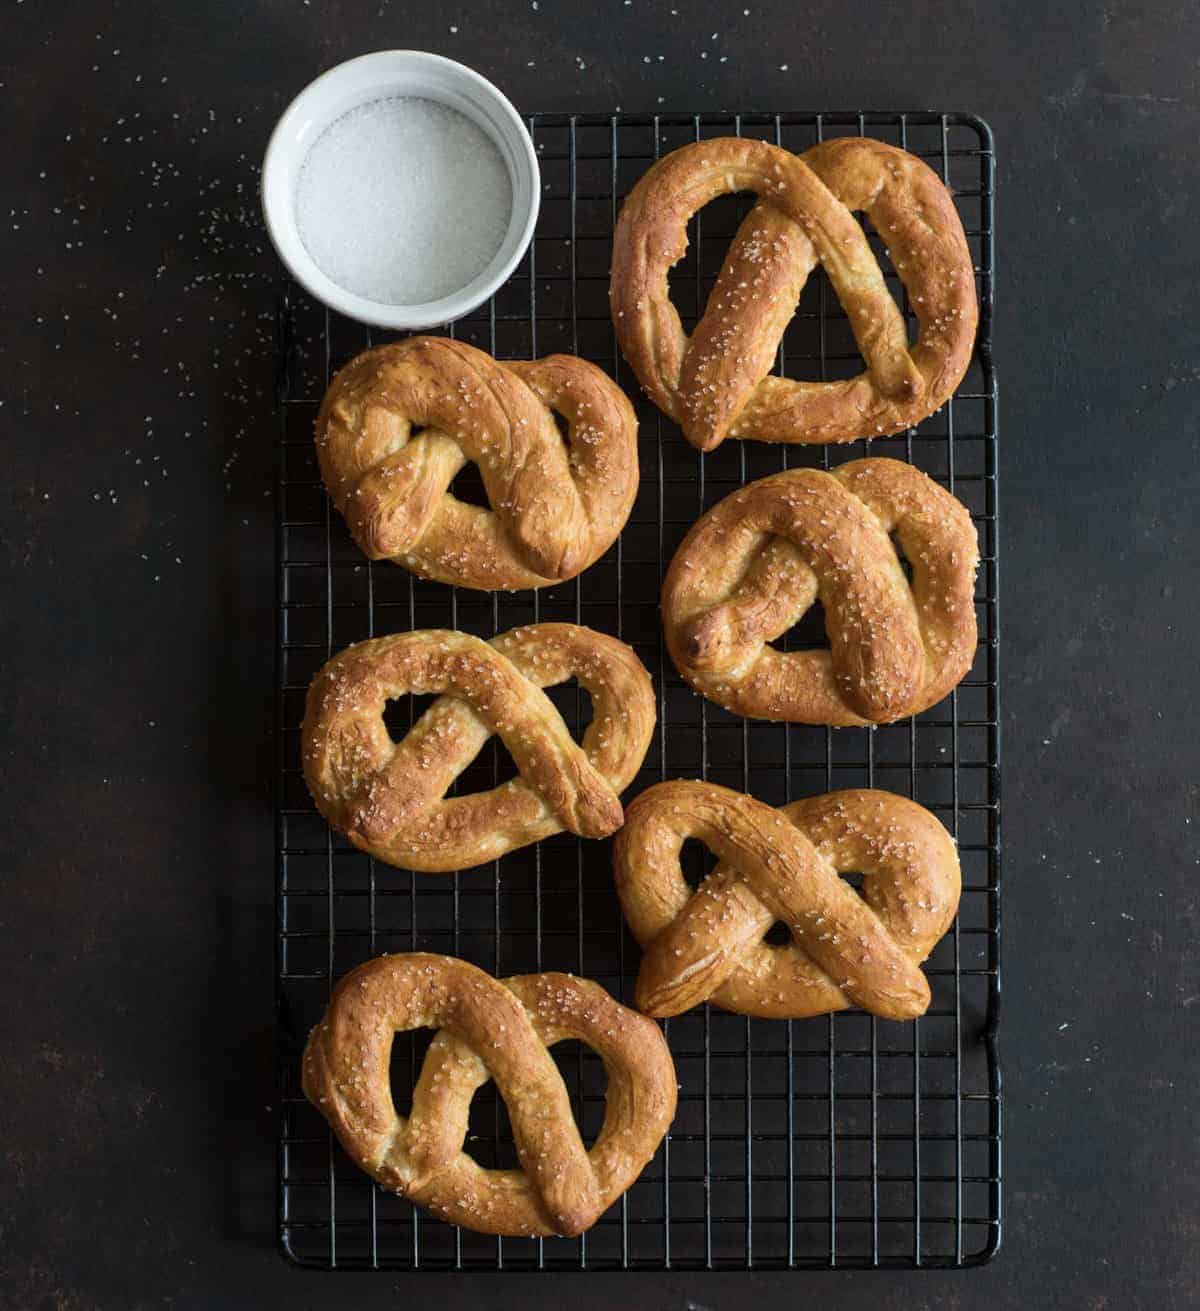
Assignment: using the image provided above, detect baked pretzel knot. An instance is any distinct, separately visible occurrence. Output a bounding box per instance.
[303,953,677,1237]
[302,624,655,871]
[611,136,977,450]
[662,458,979,725]
[614,782,960,1020]
[316,337,639,590]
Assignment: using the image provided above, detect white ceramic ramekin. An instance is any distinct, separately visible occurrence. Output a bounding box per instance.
[261,50,539,330]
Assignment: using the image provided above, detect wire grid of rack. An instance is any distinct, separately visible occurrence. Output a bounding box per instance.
[274,110,1000,1271]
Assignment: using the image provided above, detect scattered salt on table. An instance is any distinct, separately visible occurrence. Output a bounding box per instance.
[295,97,513,305]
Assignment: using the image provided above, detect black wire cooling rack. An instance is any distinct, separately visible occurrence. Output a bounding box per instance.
[274,110,1000,1271]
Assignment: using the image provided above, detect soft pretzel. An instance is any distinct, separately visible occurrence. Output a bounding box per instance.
[303,953,677,1237]
[614,782,960,1020]
[611,136,977,450]
[302,623,655,871]
[661,458,978,725]
[316,337,639,590]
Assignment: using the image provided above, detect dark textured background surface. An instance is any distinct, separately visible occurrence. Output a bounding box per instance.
[3,1,1197,1307]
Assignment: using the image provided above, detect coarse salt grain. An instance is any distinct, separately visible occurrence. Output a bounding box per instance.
[295,97,512,305]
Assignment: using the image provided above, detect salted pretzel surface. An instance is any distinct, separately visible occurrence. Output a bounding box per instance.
[614,782,960,1020]
[661,458,979,725]
[303,953,677,1236]
[316,337,639,590]
[302,624,655,871]
[611,136,977,450]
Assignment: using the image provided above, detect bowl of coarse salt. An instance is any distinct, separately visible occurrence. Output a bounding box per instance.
[262,50,539,330]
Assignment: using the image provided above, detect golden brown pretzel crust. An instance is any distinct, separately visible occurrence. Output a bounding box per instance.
[303,953,677,1237]
[316,336,639,590]
[610,136,977,451]
[302,624,656,871]
[613,782,960,1020]
[661,458,979,725]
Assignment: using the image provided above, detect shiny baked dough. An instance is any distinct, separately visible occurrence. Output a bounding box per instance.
[316,336,639,589]
[302,623,656,871]
[661,458,979,725]
[303,953,677,1236]
[614,781,961,1020]
[611,136,977,450]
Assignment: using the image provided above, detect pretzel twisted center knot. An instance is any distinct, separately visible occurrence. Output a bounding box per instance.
[661,458,979,726]
[301,624,655,872]
[315,336,639,590]
[614,782,961,1021]
[302,954,677,1237]
[610,136,977,450]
